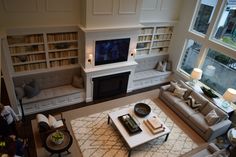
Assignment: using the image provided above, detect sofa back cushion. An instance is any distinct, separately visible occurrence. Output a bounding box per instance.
[13,67,81,89]
[201,102,228,121]
[135,55,168,72]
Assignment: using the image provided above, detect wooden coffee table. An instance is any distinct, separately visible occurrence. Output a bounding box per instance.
[108,105,170,157]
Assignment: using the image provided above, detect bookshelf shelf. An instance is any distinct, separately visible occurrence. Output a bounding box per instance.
[7,31,79,74]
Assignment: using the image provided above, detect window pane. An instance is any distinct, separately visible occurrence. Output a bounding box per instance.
[201,49,236,95]
[180,39,202,74]
[193,0,217,34]
[214,0,236,50]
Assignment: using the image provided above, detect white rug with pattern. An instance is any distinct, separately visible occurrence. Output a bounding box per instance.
[71,99,198,157]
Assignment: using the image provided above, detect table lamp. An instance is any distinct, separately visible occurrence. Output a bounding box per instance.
[190,68,202,86]
[222,88,236,108]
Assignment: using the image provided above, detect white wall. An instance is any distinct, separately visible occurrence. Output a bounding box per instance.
[140,0,182,23]
[0,0,80,31]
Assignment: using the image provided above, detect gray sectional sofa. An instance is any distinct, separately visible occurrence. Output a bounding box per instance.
[159,80,231,141]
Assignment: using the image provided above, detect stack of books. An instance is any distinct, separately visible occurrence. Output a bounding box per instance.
[144,116,165,134]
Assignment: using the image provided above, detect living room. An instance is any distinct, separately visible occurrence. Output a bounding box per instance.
[1,0,236,156]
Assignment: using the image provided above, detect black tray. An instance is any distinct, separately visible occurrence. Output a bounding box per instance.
[118,114,142,136]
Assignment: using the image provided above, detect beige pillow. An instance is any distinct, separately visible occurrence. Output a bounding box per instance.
[173,85,187,99]
[72,75,84,88]
[156,61,167,72]
[205,109,220,126]
[48,114,57,127]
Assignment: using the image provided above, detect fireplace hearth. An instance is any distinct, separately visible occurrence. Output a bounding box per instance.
[92,72,130,100]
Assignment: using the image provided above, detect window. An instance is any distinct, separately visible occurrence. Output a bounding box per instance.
[201,49,236,94]
[214,0,236,49]
[193,0,217,34]
[180,40,202,74]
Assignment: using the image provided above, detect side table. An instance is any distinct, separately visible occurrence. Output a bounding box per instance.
[45,130,73,157]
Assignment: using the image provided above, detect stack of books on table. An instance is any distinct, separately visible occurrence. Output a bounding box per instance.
[144,116,165,135]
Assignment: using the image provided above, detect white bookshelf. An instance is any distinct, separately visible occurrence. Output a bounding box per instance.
[136,25,173,56]
[6,31,79,75]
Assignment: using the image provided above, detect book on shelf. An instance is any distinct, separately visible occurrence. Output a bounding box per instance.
[144,120,165,135]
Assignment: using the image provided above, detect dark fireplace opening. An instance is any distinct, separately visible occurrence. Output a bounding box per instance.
[93,72,130,100]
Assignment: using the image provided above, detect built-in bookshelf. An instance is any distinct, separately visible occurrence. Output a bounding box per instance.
[47,32,78,68]
[7,31,79,74]
[136,26,173,56]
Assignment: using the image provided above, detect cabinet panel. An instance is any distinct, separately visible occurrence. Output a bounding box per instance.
[119,0,138,14]
[93,0,113,15]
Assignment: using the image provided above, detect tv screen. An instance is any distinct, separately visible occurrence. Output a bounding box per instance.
[95,38,130,66]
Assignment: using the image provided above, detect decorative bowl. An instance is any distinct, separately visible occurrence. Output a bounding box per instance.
[51,130,64,145]
[134,103,151,117]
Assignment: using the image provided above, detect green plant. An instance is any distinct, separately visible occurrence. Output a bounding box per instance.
[51,130,64,143]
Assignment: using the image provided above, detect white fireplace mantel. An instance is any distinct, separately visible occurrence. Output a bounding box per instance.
[82,61,138,102]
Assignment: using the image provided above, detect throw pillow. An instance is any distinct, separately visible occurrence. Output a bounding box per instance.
[173,85,187,99]
[205,109,220,126]
[24,80,40,98]
[185,96,202,111]
[48,114,57,127]
[36,114,50,132]
[156,61,167,72]
[166,60,172,71]
[15,87,25,99]
[72,75,84,88]
[167,81,178,92]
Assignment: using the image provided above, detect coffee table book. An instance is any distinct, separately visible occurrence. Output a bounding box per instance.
[146,116,162,130]
[144,120,165,135]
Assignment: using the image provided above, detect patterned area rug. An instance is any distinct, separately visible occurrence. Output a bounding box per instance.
[71,99,198,157]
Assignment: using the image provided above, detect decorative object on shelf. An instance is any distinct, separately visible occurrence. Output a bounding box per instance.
[18,55,27,62]
[201,86,219,98]
[118,114,142,135]
[55,43,70,49]
[51,130,64,145]
[222,88,236,108]
[134,103,151,117]
[190,68,202,86]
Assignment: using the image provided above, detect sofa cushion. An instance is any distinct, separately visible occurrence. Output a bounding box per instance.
[205,109,220,126]
[175,101,197,118]
[190,113,209,133]
[161,91,182,105]
[22,85,84,104]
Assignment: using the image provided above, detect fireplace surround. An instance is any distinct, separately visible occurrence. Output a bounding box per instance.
[93,72,130,100]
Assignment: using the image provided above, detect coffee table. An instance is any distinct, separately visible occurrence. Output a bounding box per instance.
[108,105,170,157]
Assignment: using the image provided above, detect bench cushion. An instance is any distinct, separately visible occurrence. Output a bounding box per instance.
[22,85,84,104]
[133,69,171,81]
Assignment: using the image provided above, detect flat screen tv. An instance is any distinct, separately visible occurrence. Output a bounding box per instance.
[95,38,130,66]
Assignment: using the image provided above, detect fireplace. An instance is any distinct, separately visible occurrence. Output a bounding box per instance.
[92,72,130,100]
